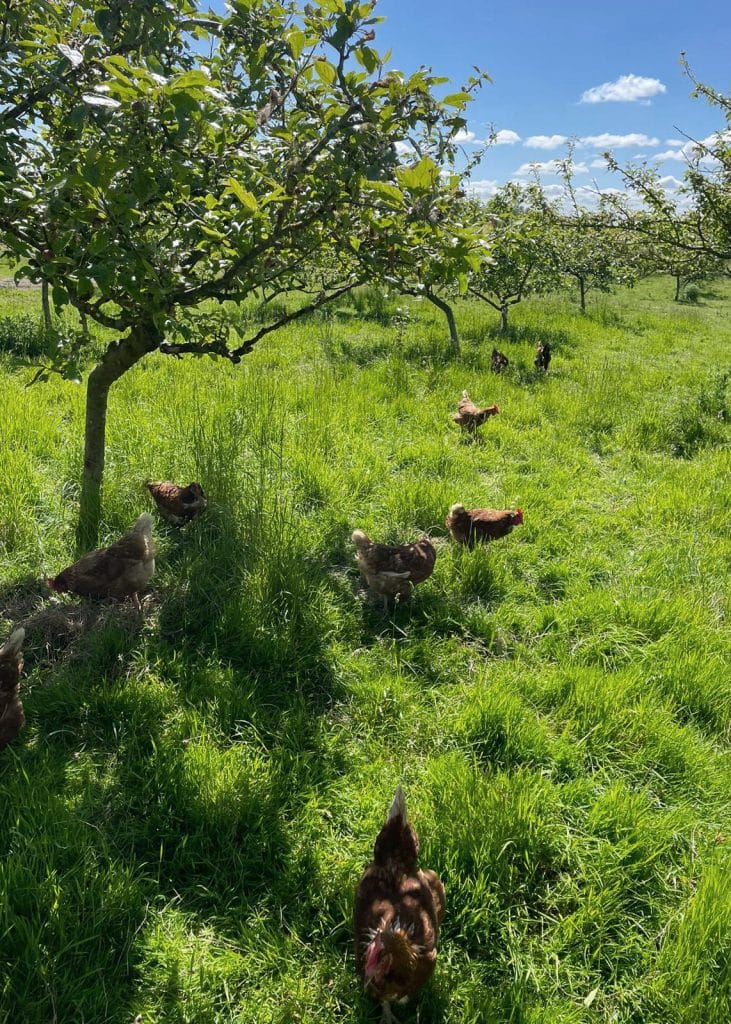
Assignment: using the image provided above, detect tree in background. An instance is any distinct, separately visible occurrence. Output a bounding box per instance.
[467,182,558,332]
[604,59,730,269]
[0,0,482,543]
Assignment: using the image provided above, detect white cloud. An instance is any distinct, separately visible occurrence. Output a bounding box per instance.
[658,175,683,190]
[515,159,588,176]
[590,157,609,169]
[580,74,666,104]
[453,129,477,145]
[524,134,567,149]
[492,129,520,145]
[395,141,414,156]
[665,138,683,146]
[653,133,729,163]
[580,132,659,148]
[466,178,500,197]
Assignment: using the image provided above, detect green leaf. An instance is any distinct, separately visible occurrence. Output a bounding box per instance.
[396,156,439,192]
[225,179,259,211]
[314,59,336,86]
[286,27,307,58]
[443,91,472,107]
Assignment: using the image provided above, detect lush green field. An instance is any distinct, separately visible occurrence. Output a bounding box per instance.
[0,277,729,1024]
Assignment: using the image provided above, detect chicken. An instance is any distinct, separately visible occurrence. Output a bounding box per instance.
[0,628,26,753]
[534,342,551,372]
[146,480,207,526]
[352,530,436,611]
[355,786,445,1023]
[446,503,523,546]
[491,348,509,373]
[47,513,155,602]
[452,391,499,433]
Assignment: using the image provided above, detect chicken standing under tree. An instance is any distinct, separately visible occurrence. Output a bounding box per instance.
[446,504,523,546]
[352,531,436,612]
[452,390,499,434]
[534,342,551,372]
[0,628,26,753]
[355,786,445,1023]
[146,481,207,526]
[47,513,155,603]
[491,348,509,373]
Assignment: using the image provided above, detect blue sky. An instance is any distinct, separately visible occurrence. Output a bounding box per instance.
[209,0,729,202]
[373,0,730,201]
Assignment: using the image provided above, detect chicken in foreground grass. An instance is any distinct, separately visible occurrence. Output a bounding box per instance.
[352,530,436,611]
[355,786,445,1024]
[0,628,25,753]
[491,348,509,373]
[534,342,551,372]
[446,503,523,546]
[146,480,207,526]
[47,513,155,603]
[452,390,499,433]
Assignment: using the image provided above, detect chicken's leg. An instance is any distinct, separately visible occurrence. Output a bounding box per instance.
[380,1003,397,1024]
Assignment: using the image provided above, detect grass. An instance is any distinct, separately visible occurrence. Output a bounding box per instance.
[0,275,729,1024]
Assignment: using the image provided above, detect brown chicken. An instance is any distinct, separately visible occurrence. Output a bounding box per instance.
[452,391,499,433]
[355,787,445,1023]
[534,342,551,372]
[352,530,436,611]
[446,503,523,546]
[491,348,509,373]
[146,480,207,526]
[47,513,155,602]
[0,628,26,753]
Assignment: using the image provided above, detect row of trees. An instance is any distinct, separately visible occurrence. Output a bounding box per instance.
[0,2,728,541]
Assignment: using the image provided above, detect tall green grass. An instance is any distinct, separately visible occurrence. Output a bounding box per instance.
[0,276,729,1023]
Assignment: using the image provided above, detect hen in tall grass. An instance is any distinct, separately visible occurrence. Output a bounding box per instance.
[47,514,155,603]
[355,786,445,1023]
[446,503,523,546]
[452,390,499,433]
[352,530,436,611]
[146,481,207,526]
[0,628,25,752]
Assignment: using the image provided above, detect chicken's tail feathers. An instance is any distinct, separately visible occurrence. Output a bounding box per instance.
[0,628,25,659]
[386,785,407,824]
[131,512,154,535]
[351,529,371,550]
[461,389,469,400]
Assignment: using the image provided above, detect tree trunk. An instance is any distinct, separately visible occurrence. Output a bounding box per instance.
[425,291,460,356]
[41,279,52,331]
[674,274,681,301]
[500,303,509,333]
[578,276,586,313]
[77,322,160,550]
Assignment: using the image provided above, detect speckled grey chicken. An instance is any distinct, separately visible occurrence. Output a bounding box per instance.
[355,787,445,1023]
[352,530,436,611]
[0,628,26,752]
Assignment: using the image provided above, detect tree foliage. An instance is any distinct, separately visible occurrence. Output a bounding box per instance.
[0,0,483,540]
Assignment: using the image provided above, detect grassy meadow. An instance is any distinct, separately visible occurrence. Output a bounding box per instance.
[0,276,729,1023]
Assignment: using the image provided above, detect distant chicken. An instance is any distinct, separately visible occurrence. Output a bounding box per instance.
[352,530,436,610]
[452,391,499,433]
[355,787,445,1023]
[446,503,523,547]
[0,628,25,753]
[491,348,509,373]
[146,480,207,526]
[47,513,155,602]
[534,342,551,372]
